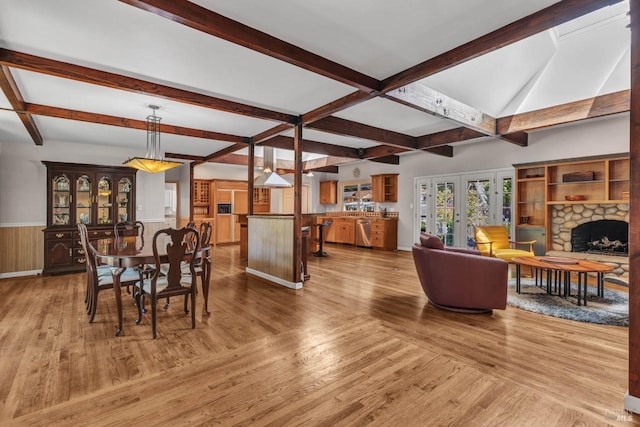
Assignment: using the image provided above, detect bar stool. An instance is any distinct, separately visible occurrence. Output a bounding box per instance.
[313,221,331,257]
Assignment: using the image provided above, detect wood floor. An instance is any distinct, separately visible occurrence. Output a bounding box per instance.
[0,244,634,426]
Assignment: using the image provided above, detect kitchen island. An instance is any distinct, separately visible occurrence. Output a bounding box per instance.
[246,215,310,289]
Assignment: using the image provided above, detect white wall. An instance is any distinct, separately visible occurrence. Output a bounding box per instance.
[0,139,165,225]
[0,114,629,244]
[337,114,630,250]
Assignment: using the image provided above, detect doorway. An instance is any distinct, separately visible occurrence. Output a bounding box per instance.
[164,181,178,228]
[414,169,513,248]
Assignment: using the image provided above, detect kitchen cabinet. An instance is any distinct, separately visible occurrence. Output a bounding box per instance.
[42,161,136,275]
[371,218,398,250]
[336,218,355,245]
[319,180,338,204]
[253,188,270,213]
[193,179,213,224]
[371,174,398,202]
[213,180,247,244]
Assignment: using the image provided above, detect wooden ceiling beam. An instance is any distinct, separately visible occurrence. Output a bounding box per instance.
[253,123,293,144]
[385,81,528,146]
[203,143,248,162]
[301,91,376,124]
[386,83,496,134]
[416,127,486,149]
[0,66,43,145]
[119,0,380,93]
[307,116,417,150]
[497,89,630,133]
[25,103,246,143]
[381,0,625,92]
[0,49,295,124]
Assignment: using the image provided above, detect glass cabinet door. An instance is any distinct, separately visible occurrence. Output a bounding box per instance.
[97,176,113,224]
[52,174,71,226]
[76,175,93,225]
[117,177,132,223]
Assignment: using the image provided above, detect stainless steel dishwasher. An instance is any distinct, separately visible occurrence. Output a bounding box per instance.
[356,218,372,247]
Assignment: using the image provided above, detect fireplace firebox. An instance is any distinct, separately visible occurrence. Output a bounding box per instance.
[570,220,628,254]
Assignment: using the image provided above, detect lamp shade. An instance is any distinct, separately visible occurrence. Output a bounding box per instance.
[123,157,183,173]
[124,105,183,173]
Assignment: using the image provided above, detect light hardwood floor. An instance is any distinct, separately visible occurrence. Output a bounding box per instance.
[0,244,634,426]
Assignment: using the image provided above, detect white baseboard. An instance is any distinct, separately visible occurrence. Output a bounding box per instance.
[246,267,303,290]
[0,269,41,279]
[625,392,640,415]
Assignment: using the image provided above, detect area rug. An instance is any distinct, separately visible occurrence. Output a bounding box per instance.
[507,279,629,326]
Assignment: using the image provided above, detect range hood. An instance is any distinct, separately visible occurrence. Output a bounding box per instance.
[254,147,292,188]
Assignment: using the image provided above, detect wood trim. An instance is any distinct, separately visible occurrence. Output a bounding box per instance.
[203,143,248,162]
[0,66,43,145]
[293,124,303,283]
[0,48,295,124]
[119,0,379,93]
[381,0,625,92]
[628,0,640,400]
[497,90,630,134]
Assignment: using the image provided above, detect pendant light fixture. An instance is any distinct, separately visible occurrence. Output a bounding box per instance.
[124,105,183,173]
[254,146,292,188]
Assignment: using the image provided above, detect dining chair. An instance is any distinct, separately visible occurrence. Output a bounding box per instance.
[193,221,212,314]
[158,222,212,314]
[78,223,141,323]
[113,220,145,238]
[133,227,200,339]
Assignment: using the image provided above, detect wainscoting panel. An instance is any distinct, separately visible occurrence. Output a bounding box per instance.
[0,225,45,274]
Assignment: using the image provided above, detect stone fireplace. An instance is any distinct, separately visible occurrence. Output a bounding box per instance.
[547,203,629,276]
[570,219,628,254]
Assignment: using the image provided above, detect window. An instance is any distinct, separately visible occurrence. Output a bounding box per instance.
[341,181,374,212]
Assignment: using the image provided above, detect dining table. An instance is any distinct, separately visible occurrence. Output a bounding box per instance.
[91,235,211,336]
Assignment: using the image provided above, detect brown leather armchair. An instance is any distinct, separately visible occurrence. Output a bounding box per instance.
[412,233,508,313]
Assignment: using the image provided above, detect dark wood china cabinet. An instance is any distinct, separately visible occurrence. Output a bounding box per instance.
[42,161,137,276]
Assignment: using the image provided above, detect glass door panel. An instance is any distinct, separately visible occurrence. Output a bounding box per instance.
[343,184,359,211]
[434,180,457,247]
[52,174,71,225]
[97,176,113,224]
[465,178,491,248]
[76,175,92,225]
[501,176,513,237]
[117,177,132,223]
[360,182,374,212]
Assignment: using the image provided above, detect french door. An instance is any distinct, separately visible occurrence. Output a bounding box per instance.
[415,170,513,248]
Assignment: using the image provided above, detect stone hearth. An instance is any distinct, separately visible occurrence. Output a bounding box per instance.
[548,203,629,276]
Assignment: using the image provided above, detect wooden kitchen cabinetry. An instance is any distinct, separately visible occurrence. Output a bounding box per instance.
[371,218,397,250]
[371,174,398,202]
[42,161,137,275]
[319,180,337,204]
[192,179,213,226]
[253,188,270,213]
[321,217,354,244]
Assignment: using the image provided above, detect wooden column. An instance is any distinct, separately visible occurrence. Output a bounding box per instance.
[189,163,195,222]
[247,139,255,215]
[630,0,640,408]
[293,121,303,283]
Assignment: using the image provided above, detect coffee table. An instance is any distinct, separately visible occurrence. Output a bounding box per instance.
[512,256,614,306]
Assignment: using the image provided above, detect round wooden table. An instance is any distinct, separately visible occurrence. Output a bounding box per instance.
[91,236,210,336]
[512,256,614,306]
